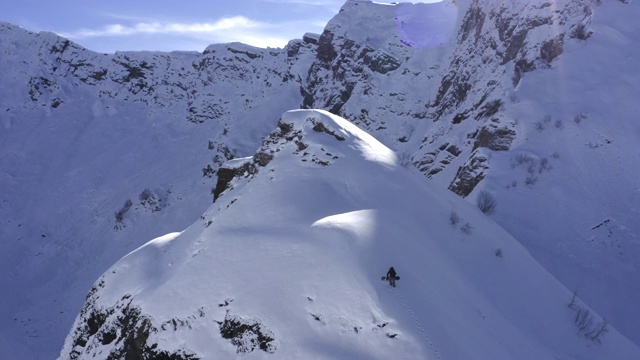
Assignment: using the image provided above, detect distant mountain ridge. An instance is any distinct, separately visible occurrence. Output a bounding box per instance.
[1,0,639,358]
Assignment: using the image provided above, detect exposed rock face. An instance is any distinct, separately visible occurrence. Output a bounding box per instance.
[448,150,490,197]
[311,120,346,141]
[473,126,517,151]
[412,0,595,194]
[63,279,199,359]
[429,0,592,123]
[303,30,366,114]
[212,159,258,202]
[218,312,276,354]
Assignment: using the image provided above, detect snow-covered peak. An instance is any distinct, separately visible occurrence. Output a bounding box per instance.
[281,109,398,167]
[329,0,458,51]
[211,109,400,201]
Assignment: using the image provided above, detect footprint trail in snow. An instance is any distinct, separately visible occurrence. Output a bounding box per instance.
[391,286,442,360]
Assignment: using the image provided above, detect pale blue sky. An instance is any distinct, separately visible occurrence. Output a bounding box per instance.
[0,0,442,53]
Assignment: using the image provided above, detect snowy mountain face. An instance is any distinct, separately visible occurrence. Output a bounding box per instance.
[58,109,640,359]
[0,0,639,358]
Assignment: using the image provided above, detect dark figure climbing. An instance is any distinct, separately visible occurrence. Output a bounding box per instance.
[386,266,397,287]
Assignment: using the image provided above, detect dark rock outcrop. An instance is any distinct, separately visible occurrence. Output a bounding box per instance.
[448,151,490,197]
[473,126,516,151]
[65,281,199,360]
[218,312,276,354]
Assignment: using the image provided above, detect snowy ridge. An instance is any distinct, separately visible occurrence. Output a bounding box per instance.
[60,109,640,359]
[279,109,398,167]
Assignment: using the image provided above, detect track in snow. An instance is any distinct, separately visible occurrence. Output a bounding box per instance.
[390,286,442,360]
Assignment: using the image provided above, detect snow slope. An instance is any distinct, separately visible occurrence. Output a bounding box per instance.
[60,109,640,359]
[310,0,640,344]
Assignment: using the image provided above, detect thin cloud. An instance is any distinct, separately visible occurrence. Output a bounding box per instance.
[61,16,265,39]
[216,18,322,48]
[58,16,324,50]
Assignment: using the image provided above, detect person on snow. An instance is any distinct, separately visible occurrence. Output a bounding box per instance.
[386,266,397,287]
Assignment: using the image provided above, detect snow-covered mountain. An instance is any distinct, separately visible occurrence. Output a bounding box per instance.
[59,109,640,359]
[1,0,639,358]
